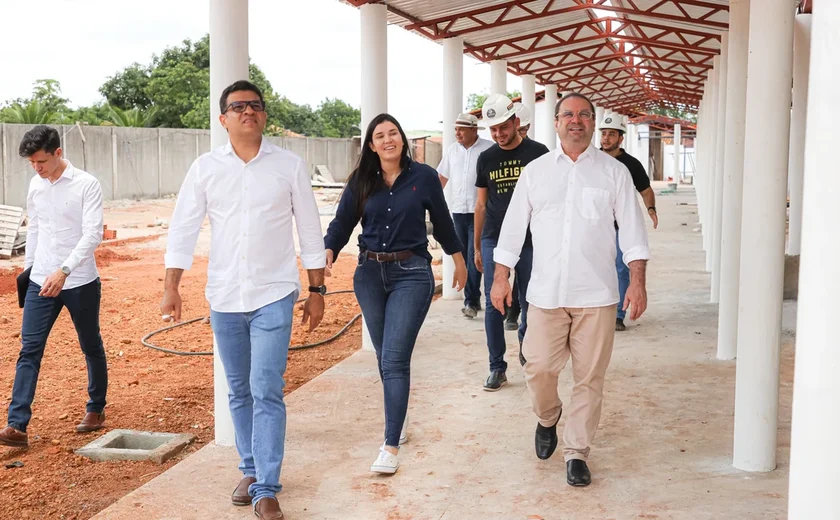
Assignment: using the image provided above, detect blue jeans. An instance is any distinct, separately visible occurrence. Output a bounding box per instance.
[616,231,629,320]
[452,213,482,309]
[353,253,435,447]
[8,279,107,432]
[210,291,297,504]
[481,238,533,373]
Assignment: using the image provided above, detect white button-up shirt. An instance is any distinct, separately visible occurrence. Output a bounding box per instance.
[494,145,650,309]
[165,139,326,313]
[25,161,103,289]
[437,137,493,214]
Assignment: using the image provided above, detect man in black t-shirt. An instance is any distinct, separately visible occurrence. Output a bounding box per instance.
[474,94,550,391]
[600,115,657,331]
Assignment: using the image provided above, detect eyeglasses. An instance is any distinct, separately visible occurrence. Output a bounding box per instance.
[556,110,594,121]
[224,100,266,113]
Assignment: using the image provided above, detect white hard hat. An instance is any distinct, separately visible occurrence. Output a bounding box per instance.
[454,113,485,129]
[600,114,626,133]
[482,94,517,128]
[513,102,532,127]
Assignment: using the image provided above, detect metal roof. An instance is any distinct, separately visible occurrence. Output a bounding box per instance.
[340,0,740,114]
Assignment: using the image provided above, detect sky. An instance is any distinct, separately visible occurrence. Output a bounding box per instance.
[0,0,524,132]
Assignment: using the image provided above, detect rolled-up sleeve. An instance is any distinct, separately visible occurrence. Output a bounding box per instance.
[427,170,462,256]
[493,165,533,269]
[165,159,206,270]
[291,158,326,269]
[323,182,359,259]
[614,164,651,264]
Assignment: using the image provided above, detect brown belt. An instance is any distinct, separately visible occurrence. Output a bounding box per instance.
[364,250,413,262]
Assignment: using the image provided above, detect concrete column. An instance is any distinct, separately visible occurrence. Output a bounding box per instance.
[359,3,388,352]
[490,60,507,95]
[716,0,751,361]
[637,124,650,177]
[710,32,729,303]
[521,75,536,139]
[209,0,249,149]
[209,0,249,447]
[788,3,840,513]
[625,123,635,157]
[704,68,718,273]
[732,0,795,472]
[591,104,600,148]
[672,124,681,184]
[786,14,812,256]
[542,84,558,150]
[360,3,388,132]
[441,37,464,301]
[695,98,706,232]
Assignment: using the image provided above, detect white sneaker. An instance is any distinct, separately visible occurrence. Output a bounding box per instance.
[399,413,409,445]
[370,446,400,474]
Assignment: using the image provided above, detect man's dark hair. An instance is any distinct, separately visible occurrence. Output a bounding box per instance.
[219,80,265,114]
[19,125,61,158]
[554,92,597,116]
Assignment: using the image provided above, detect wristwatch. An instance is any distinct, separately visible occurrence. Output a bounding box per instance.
[647,206,657,213]
[309,285,327,296]
[60,266,71,276]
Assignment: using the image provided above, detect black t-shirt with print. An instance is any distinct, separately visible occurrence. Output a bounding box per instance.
[475,137,549,246]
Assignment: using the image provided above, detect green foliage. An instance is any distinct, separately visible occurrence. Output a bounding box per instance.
[99,63,152,110]
[316,98,361,138]
[466,89,522,111]
[649,106,697,123]
[106,105,159,127]
[0,101,58,124]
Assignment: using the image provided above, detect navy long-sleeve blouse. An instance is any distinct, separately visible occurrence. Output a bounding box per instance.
[324,161,462,261]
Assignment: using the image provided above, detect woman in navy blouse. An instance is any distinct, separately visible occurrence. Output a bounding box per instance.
[324,113,466,474]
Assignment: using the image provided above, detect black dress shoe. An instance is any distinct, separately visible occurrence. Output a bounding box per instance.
[566,459,591,487]
[535,415,560,460]
[518,339,526,366]
[483,370,507,391]
[615,318,626,331]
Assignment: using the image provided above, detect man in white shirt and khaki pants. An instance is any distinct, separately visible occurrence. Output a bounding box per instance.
[161,80,326,520]
[491,93,650,487]
[0,126,107,448]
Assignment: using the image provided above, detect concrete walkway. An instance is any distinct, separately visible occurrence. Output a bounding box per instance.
[94,186,793,519]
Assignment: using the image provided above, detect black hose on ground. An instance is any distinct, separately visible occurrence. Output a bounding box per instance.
[140,290,360,356]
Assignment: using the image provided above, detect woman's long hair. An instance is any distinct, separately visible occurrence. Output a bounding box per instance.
[346,113,412,220]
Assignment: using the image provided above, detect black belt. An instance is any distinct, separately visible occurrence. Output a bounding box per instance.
[364,250,413,262]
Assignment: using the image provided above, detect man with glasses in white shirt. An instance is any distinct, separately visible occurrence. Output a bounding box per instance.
[438,113,492,319]
[0,126,107,449]
[161,80,326,520]
[490,93,650,487]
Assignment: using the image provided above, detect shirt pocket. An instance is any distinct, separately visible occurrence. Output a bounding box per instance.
[580,187,611,220]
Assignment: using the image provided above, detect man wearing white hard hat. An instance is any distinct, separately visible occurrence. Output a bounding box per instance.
[438,113,493,318]
[474,94,549,391]
[599,114,657,332]
[514,102,533,139]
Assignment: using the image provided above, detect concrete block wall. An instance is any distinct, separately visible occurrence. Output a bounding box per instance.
[0,124,359,207]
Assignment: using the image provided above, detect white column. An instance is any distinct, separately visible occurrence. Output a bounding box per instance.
[209,0,249,447]
[672,123,681,185]
[716,0,751,361]
[521,75,536,140]
[591,104,600,148]
[626,123,636,157]
[710,33,729,303]
[695,98,707,232]
[637,124,650,176]
[732,0,795,472]
[490,60,507,95]
[704,68,718,272]
[441,37,464,301]
[359,3,388,352]
[786,14,812,256]
[209,0,249,149]
[788,3,840,513]
[360,3,388,132]
[542,84,558,150]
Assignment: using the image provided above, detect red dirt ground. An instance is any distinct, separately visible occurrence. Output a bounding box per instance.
[0,246,362,519]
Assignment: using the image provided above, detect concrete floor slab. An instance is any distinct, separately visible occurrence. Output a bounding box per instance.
[94,187,792,519]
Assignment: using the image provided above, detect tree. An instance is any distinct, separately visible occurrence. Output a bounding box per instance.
[316,98,360,138]
[466,89,522,111]
[106,105,159,127]
[99,63,152,110]
[649,106,697,123]
[0,102,57,124]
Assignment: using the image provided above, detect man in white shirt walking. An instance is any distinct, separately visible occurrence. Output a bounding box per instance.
[0,126,107,449]
[438,113,492,318]
[490,93,650,487]
[160,80,326,520]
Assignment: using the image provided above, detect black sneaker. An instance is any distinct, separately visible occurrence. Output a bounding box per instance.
[615,318,626,331]
[504,319,518,331]
[462,305,478,319]
[483,370,507,391]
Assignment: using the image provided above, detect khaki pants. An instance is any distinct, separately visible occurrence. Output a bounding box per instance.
[522,304,617,462]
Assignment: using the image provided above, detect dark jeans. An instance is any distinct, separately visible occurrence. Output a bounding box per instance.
[8,279,107,432]
[616,230,630,321]
[507,276,521,323]
[481,237,533,373]
[354,253,435,447]
[452,213,482,309]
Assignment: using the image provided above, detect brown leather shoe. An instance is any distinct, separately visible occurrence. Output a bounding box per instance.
[76,412,106,433]
[0,426,28,448]
[232,476,256,506]
[254,497,284,519]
